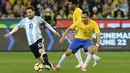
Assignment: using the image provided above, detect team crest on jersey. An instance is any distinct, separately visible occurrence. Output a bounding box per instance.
[88,28,92,31]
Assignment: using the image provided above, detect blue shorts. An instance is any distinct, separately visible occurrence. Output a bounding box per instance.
[68,38,94,54]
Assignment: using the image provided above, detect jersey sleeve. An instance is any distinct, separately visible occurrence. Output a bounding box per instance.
[38,16,46,24]
[75,10,81,22]
[94,21,100,34]
[70,23,76,29]
[73,8,82,23]
[70,21,81,29]
[17,18,25,28]
[9,19,25,34]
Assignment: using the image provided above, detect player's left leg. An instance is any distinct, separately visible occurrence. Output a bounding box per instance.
[81,46,94,71]
[81,40,94,71]
[37,38,54,71]
[82,45,100,71]
[75,49,83,68]
[29,40,54,71]
[83,51,101,67]
[92,54,101,67]
[39,49,55,71]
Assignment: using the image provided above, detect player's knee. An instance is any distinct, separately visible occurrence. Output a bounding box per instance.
[65,49,72,56]
[65,52,71,56]
[88,46,94,54]
[93,47,98,54]
[39,49,45,53]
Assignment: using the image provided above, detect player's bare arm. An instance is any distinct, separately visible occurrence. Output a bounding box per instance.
[4,25,19,38]
[96,33,100,46]
[59,27,71,43]
[4,34,11,38]
[94,33,101,53]
[54,32,60,37]
[45,22,60,37]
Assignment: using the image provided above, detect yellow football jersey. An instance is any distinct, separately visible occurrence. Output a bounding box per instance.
[73,7,82,23]
[71,19,100,40]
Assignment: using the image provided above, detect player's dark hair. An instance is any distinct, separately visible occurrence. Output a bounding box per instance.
[69,0,78,5]
[77,0,83,9]
[27,6,34,11]
[82,11,90,16]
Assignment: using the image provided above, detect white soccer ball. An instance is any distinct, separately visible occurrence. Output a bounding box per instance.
[34,63,44,72]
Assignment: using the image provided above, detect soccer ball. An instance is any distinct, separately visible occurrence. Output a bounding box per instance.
[34,63,44,72]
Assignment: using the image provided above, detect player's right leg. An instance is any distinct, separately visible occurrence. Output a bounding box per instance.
[55,38,82,71]
[54,48,73,70]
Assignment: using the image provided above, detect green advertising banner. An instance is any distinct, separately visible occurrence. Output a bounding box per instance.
[0,19,20,28]
[1,19,130,28]
[0,28,130,51]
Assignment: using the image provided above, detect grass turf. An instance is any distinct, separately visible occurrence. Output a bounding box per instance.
[0,52,130,73]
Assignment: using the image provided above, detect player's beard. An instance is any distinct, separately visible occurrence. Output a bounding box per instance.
[83,20,88,24]
[28,15,34,19]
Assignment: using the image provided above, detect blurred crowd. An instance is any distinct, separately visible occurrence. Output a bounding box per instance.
[0,0,129,19]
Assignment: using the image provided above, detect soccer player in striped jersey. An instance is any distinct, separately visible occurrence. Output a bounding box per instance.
[4,6,60,71]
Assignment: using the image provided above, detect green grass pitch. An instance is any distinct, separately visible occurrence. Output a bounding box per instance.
[0,52,130,73]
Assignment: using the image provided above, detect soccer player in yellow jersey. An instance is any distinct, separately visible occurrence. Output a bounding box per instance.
[68,0,101,68]
[55,10,101,71]
[68,0,83,68]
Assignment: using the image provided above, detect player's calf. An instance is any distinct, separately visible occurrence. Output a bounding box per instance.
[41,52,54,71]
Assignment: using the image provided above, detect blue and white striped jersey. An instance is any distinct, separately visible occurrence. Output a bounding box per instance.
[16,16,45,45]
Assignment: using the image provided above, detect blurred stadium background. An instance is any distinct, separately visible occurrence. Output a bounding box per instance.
[0,0,130,73]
